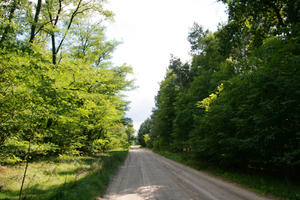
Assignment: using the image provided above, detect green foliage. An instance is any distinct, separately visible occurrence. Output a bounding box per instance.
[190,37,300,171]
[137,118,151,147]
[151,70,178,150]
[0,151,128,200]
[142,1,300,197]
[198,83,223,112]
[91,139,110,153]
[143,134,152,148]
[0,0,134,163]
[217,0,299,50]
[123,118,136,145]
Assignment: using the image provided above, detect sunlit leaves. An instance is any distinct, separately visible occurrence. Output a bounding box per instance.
[0,0,134,162]
[146,1,300,176]
[198,83,223,112]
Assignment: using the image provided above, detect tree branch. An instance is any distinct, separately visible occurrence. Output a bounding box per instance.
[29,0,42,43]
[56,0,83,54]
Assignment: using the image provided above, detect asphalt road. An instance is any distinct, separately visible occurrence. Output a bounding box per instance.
[103,148,271,200]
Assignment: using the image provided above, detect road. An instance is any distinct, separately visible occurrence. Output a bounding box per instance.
[103,148,271,200]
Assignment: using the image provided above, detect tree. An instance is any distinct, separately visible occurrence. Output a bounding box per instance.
[0,0,23,45]
[42,0,112,64]
[147,0,300,179]
[137,118,152,147]
[217,0,299,57]
[151,69,178,150]
[0,0,134,164]
[187,23,209,55]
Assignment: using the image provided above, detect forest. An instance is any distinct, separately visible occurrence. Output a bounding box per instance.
[138,0,299,179]
[0,0,136,199]
[0,0,299,199]
[0,0,135,164]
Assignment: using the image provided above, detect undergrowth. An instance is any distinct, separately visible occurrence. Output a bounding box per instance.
[0,150,128,200]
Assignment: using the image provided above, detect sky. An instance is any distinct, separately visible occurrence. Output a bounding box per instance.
[105,0,228,133]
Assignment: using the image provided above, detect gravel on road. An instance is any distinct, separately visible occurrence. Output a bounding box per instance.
[103,148,271,200]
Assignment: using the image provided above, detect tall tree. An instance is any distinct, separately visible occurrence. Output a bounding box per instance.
[137,118,152,147]
[0,0,134,164]
[151,70,178,150]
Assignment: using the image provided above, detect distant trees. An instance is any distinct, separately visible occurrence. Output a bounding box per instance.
[137,118,151,147]
[139,0,300,176]
[0,0,133,164]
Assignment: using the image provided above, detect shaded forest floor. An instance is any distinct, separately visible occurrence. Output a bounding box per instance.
[154,150,300,200]
[0,150,128,200]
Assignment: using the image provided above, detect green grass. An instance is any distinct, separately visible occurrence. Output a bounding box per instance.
[130,145,141,148]
[153,150,300,200]
[0,150,128,200]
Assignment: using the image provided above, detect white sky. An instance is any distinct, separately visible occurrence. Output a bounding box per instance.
[105,0,228,133]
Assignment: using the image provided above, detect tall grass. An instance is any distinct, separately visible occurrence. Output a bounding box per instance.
[0,150,128,200]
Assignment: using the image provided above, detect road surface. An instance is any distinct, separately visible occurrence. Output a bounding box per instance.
[103,148,271,200]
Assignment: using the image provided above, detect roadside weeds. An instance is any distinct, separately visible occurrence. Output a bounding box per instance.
[0,150,128,200]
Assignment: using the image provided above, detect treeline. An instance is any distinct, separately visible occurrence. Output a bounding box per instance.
[0,0,134,164]
[138,0,299,176]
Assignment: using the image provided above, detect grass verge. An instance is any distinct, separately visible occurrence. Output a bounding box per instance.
[153,150,300,200]
[0,150,128,200]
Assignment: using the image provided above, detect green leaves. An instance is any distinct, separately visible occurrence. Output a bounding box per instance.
[137,118,152,147]
[0,0,134,163]
[145,1,300,177]
[198,83,224,112]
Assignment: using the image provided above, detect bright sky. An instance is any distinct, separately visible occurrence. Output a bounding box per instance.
[105,0,228,133]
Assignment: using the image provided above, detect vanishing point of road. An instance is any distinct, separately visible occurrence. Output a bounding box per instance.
[103,147,272,200]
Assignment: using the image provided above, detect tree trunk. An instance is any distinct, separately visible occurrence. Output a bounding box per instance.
[18,140,31,200]
[51,33,57,64]
[29,0,42,43]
